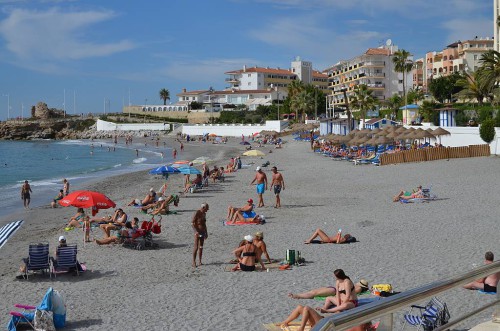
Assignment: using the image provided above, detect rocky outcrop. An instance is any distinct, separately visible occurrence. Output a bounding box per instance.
[0,119,96,140]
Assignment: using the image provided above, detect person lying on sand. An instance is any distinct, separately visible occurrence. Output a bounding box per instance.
[393,185,423,202]
[304,228,354,244]
[227,198,254,223]
[288,279,369,299]
[127,188,156,206]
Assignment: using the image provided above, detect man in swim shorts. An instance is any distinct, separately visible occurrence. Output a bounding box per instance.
[270,166,285,208]
[250,166,268,207]
[464,251,499,293]
[192,203,209,268]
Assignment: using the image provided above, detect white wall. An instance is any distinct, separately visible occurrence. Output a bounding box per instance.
[181,120,287,137]
[409,125,500,155]
[96,119,170,131]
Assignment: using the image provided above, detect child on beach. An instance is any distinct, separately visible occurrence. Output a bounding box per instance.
[83,216,91,242]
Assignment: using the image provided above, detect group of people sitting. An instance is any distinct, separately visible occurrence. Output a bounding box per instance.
[278,269,371,331]
[231,231,272,272]
[127,187,180,215]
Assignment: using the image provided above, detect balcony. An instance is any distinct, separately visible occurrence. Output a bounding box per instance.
[362,61,385,67]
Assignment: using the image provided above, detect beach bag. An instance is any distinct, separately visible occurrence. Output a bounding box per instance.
[152,221,161,234]
[34,309,55,331]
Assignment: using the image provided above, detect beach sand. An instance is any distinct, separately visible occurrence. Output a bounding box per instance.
[1,137,499,330]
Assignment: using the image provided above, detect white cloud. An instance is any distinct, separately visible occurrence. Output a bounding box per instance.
[0,7,134,61]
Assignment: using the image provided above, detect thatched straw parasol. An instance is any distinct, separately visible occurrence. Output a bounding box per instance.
[432,127,451,136]
[385,131,398,139]
[376,136,392,145]
[371,128,382,134]
[394,126,407,134]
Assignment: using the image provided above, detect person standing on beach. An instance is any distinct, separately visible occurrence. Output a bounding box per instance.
[172,148,177,159]
[250,167,268,207]
[21,180,32,209]
[63,178,70,196]
[192,203,209,267]
[270,166,285,208]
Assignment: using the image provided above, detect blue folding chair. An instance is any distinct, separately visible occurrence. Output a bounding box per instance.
[402,297,449,331]
[51,244,79,277]
[23,243,50,279]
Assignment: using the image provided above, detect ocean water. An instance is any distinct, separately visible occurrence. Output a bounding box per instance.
[0,140,172,218]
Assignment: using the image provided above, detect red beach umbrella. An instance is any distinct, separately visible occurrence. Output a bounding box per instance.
[59,190,116,216]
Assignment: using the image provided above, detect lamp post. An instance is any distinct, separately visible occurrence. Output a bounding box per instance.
[3,94,9,120]
[209,87,214,124]
[271,84,280,120]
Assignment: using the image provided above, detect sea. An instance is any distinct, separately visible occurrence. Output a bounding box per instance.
[0,139,173,218]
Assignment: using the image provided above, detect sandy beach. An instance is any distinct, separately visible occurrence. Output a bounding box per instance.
[1,136,499,331]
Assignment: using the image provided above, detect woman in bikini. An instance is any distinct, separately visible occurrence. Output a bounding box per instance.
[231,235,265,271]
[304,228,353,244]
[66,208,85,228]
[319,269,358,313]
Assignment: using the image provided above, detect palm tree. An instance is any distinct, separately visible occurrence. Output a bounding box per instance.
[287,80,305,121]
[351,84,377,129]
[292,90,315,123]
[159,88,170,105]
[478,50,500,91]
[392,49,413,107]
[455,71,490,105]
[385,93,403,119]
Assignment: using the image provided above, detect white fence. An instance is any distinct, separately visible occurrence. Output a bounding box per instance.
[409,125,500,155]
[181,120,287,137]
[96,119,170,131]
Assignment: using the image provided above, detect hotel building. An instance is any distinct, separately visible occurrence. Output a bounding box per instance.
[323,43,410,115]
[421,37,494,91]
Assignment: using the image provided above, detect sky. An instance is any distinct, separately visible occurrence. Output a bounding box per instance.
[0,0,493,120]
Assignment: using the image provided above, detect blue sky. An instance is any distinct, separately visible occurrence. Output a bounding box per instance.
[0,0,492,120]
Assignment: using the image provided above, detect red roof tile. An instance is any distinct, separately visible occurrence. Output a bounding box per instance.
[225,67,295,75]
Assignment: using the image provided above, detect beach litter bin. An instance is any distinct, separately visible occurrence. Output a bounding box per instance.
[286,250,296,264]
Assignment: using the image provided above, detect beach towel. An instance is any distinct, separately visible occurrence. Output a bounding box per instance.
[263,322,311,331]
[223,219,264,226]
[478,289,496,295]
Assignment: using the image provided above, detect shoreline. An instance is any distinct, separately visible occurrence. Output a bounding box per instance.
[1,138,499,330]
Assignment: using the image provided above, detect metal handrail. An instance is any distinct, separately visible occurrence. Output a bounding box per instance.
[313,261,500,331]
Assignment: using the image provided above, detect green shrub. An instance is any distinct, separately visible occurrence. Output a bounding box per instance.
[479,118,496,143]
[454,110,468,127]
[495,110,500,127]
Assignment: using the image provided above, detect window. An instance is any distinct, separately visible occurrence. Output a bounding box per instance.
[248,74,251,77]
[248,82,251,86]
[473,55,478,60]
[399,80,403,84]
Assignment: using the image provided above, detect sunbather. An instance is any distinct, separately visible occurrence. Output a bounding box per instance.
[127,188,156,206]
[95,221,136,245]
[276,305,324,331]
[393,185,423,202]
[288,279,369,299]
[184,174,203,193]
[304,228,354,244]
[66,208,85,228]
[318,269,358,313]
[231,235,265,271]
[99,208,128,238]
[227,198,254,223]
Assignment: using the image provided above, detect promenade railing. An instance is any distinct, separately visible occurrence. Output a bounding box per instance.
[313,261,500,331]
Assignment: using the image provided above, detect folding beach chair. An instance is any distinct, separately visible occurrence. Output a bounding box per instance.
[51,244,79,277]
[401,297,450,331]
[23,242,51,279]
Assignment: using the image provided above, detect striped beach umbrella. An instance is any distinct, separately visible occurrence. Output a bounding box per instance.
[0,220,24,250]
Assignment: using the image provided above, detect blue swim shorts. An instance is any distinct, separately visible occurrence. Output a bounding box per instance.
[256,183,265,194]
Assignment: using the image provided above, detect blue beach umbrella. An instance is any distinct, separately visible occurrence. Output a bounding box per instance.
[179,167,202,175]
[149,165,180,175]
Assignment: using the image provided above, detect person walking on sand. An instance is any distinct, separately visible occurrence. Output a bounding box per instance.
[250,166,268,207]
[270,166,285,208]
[21,180,32,209]
[172,148,177,159]
[192,203,209,267]
[63,178,70,196]
[464,251,500,293]
[180,142,184,152]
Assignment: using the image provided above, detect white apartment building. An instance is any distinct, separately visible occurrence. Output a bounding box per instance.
[323,43,411,114]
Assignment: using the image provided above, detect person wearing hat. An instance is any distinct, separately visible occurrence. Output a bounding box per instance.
[231,235,265,272]
[150,196,168,215]
[227,198,255,224]
[253,231,272,264]
[250,166,268,207]
[356,279,370,293]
